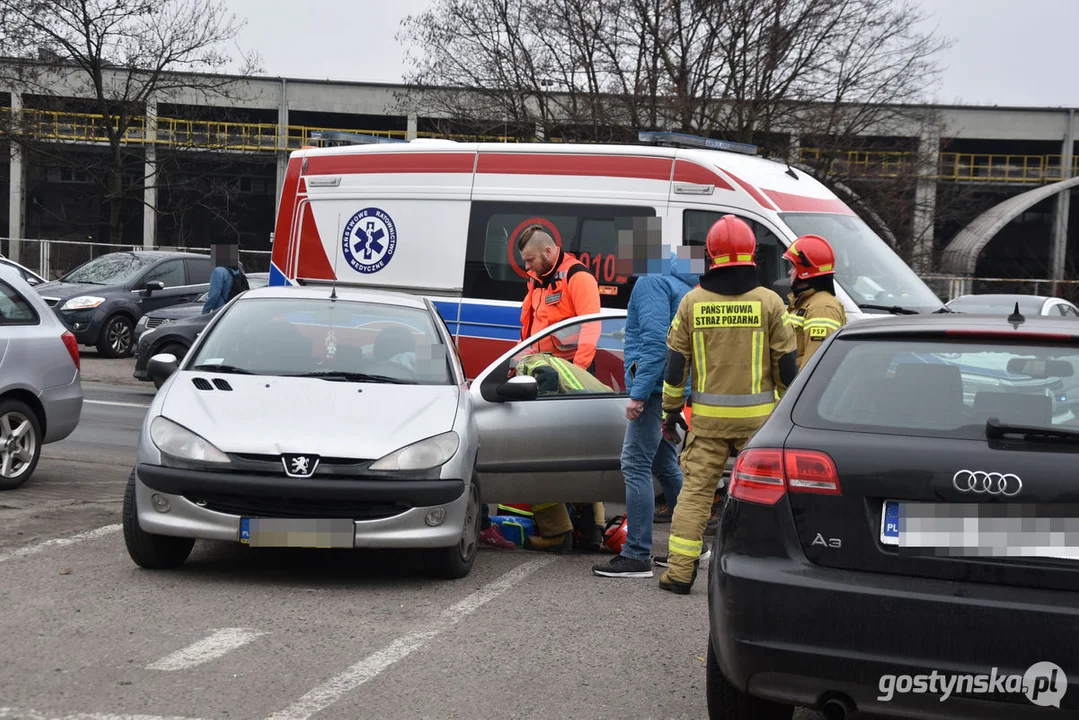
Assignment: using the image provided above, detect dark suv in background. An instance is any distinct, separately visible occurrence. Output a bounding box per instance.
[34,251,214,358]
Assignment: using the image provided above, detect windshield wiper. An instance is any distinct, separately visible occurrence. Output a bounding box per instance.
[288,371,416,384]
[932,305,956,314]
[857,303,920,315]
[191,363,255,375]
[986,417,1079,443]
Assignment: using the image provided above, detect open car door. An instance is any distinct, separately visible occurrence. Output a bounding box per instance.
[469,312,630,504]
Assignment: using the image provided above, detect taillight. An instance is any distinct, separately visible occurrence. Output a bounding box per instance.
[729,448,841,506]
[61,331,80,371]
[729,449,786,505]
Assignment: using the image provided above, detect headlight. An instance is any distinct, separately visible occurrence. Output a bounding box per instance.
[369,431,460,471]
[149,416,230,465]
[61,296,106,311]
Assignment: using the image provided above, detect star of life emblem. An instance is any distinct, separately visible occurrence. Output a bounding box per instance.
[282,454,320,478]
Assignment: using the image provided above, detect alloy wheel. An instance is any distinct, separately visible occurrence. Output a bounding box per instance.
[0,411,37,480]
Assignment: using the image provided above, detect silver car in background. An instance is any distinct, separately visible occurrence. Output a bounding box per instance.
[0,264,83,489]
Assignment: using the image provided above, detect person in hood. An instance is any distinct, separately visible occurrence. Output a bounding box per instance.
[593,221,703,579]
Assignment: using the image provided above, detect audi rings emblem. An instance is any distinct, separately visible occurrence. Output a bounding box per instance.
[952,470,1023,496]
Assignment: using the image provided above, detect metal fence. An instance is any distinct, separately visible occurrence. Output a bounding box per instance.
[920,274,1079,305]
[0,237,272,281]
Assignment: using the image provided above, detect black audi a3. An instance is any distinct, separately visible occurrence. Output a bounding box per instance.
[707,309,1079,719]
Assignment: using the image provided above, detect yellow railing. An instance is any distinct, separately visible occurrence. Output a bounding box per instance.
[5,108,1079,183]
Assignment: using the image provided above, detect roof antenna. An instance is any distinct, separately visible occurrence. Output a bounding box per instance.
[1008,301,1024,328]
[330,212,341,301]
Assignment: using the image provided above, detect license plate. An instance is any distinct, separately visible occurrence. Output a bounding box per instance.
[880,500,900,545]
[240,518,355,548]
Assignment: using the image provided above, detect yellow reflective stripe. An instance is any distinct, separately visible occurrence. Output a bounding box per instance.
[736,253,753,262]
[711,253,754,266]
[671,315,681,330]
[786,314,805,327]
[497,505,534,516]
[692,401,776,419]
[804,318,842,330]
[669,535,703,557]
[693,332,707,391]
[548,357,584,390]
[818,263,833,272]
[751,330,763,396]
[692,390,775,406]
[663,381,684,399]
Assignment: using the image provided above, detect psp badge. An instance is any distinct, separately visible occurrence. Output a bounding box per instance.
[342,207,397,274]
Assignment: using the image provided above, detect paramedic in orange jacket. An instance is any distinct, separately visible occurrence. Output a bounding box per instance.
[516,224,605,552]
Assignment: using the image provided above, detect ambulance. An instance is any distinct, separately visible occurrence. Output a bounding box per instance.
[268,131,946,379]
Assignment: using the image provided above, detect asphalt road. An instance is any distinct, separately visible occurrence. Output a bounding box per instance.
[0,378,827,720]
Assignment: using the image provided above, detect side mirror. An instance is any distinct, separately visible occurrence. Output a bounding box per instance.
[143,280,165,296]
[147,352,179,385]
[496,375,538,402]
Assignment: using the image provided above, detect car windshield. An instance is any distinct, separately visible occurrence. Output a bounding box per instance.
[62,253,157,285]
[947,295,1044,315]
[793,337,1079,440]
[187,297,455,384]
[780,213,944,314]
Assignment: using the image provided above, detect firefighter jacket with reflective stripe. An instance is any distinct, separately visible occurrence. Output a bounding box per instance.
[514,353,614,395]
[520,251,601,369]
[786,288,846,371]
[663,285,796,438]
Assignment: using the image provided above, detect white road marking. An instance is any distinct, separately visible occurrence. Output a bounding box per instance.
[266,557,556,720]
[85,400,150,409]
[147,628,269,671]
[0,708,206,720]
[0,524,121,565]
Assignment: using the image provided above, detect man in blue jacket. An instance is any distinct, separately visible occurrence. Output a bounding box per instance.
[593,240,702,579]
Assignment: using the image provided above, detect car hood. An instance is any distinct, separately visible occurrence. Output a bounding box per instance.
[34,280,114,300]
[147,302,204,320]
[157,373,461,459]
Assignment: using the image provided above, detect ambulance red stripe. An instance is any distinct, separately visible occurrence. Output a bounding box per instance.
[762,188,856,215]
[475,152,673,181]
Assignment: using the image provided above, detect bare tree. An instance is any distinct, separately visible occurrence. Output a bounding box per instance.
[0,0,263,244]
[396,0,954,260]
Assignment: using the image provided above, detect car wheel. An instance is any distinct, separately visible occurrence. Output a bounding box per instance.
[0,399,42,490]
[98,315,135,358]
[422,477,481,579]
[152,343,188,389]
[706,631,793,720]
[122,468,195,569]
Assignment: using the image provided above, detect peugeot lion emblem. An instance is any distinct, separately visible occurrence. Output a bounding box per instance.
[952,470,1022,496]
[282,454,320,478]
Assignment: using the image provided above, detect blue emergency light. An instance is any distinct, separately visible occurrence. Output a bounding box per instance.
[637,130,758,156]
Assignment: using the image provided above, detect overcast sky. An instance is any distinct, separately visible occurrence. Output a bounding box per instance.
[222,0,1079,108]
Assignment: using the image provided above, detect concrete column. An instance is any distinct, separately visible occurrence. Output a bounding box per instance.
[275,78,289,216]
[912,128,940,274]
[1051,109,1074,287]
[143,98,157,248]
[406,113,417,141]
[8,91,23,263]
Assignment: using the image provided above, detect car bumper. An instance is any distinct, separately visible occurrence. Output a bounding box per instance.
[38,376,83,443]
[710,553,1079,718]
[133,464,471,549]
[52,308,104,345]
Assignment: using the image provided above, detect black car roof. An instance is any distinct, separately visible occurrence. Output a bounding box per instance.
[837,312,1079,339]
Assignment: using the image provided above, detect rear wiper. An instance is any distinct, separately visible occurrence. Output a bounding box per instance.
[192,363,255,375]
[289,371,415,384]
[858,303,920,315]
[986,417,1079,443]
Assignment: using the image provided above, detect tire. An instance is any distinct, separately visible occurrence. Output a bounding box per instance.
[0,398,43,490]
[122,468,195,569]
[422,478,481,579]
[98,314,135,358]
[152,343,188,389]
[706,631,794,720]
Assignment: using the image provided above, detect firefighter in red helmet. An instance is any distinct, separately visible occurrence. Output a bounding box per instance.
[783,234,847,371]
[659,215,797,594]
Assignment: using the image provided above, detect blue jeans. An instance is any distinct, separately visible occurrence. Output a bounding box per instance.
[621,392,684,561]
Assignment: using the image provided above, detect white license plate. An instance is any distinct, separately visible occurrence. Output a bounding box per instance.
[240,518,355,548]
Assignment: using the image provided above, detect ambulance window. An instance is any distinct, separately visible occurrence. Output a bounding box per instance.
[683,210,785,290]
[464,201,657,309]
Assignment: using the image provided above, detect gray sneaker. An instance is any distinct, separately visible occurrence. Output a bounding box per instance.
[592,554,654,578]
